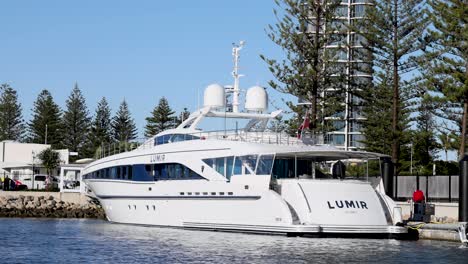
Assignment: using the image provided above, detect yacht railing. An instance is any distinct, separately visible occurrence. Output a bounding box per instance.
[186,130,322,146]
[94,139,147,159]
[94,131,324,159]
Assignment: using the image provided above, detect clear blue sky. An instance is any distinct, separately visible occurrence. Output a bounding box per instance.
[0,0,290,136]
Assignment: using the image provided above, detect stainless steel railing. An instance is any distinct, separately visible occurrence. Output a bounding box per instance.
[95,131,324,159]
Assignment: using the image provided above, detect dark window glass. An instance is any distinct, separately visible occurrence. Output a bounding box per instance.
[128,166,133,180]
[122,166,127,179]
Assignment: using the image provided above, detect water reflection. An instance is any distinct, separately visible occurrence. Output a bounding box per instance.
[2,218,468,264]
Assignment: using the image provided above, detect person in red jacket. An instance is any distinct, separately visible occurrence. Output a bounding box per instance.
[413,189,425,203]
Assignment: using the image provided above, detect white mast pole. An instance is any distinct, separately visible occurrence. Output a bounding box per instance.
[232,41,245,113]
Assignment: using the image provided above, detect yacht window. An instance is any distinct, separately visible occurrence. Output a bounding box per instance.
[122,166,127,179]
[203,192,208,195]
[152,163,205,180]
[128,166,133,180]
[226,157,234,180]
[145,165,152,175]
[211,192,216,195]
[187,192,192,195]
[175,164,183,179]
[202,156,236,179]
[240,155,257,174]
[219,192,225,195]
[233,158,242,175]
[155,134,172,145]
[116,167,121,179]
[215,158,225,176]
[256,154,275,175]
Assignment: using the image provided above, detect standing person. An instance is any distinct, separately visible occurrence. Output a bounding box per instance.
[4,176,10,191]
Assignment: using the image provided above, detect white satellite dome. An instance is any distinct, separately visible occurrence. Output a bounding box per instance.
[245,86,268,112]
[203,83,226,109]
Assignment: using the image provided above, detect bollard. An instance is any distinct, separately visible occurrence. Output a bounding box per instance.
[381,157,394,199]
[459,155,468,222]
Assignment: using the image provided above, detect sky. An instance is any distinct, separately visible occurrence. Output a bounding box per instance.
[0,0,291,136]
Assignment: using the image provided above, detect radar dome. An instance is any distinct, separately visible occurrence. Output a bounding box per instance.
[203,83,225,109]
[245,86,268,112]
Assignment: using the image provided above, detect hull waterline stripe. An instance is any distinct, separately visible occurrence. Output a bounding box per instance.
[97,195,261,200]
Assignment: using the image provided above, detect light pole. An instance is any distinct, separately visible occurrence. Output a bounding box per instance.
[410,142,413,175]
[31,151,35,190]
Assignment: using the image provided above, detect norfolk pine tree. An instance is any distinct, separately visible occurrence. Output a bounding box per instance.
[261,0,345,135]
[62,83,91,159]
[89,97,113,155]
[420,0,468,158]
[144,97,176,137]
[0,83,25,141]
[28,90,63,148]
[355,0,428,172]
[112,100,138,142]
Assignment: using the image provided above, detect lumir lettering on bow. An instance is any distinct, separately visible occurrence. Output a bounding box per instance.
[327,200,368,209]
[150,154,165,162]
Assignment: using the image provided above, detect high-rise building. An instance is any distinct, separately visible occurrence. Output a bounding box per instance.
[323,0,372,150]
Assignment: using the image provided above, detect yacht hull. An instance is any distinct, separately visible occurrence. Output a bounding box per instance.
[87,179,407,237]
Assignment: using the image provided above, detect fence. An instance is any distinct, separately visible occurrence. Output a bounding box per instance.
[394,175,458,202]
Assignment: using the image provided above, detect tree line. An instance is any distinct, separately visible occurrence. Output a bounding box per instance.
[263,0,465,175]
[0,83,189,160]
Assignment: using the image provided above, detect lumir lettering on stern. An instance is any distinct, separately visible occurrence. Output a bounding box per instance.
[327,200,368,210]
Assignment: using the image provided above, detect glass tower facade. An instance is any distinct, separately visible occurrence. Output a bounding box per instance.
[323,0,372,150]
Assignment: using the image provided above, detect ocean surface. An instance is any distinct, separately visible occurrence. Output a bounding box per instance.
[1,218,468,264]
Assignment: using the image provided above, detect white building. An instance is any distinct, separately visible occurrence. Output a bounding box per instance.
[0,140,88,192]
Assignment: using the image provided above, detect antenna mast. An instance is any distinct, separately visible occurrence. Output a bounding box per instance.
[232,41,245,113]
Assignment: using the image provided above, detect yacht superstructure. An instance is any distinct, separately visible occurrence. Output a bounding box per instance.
[83,43,406,237]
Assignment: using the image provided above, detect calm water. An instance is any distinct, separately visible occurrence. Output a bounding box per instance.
[1,218,467,264]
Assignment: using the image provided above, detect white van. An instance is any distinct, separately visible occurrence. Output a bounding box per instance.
[22,174,58,190]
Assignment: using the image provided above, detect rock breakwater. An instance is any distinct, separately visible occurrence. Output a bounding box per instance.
[0,195,106,219]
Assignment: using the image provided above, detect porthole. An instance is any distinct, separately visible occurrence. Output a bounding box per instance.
[245,185,249,190]
[149,187,152,191]
[152,205,156,210]
[180,192,185,195]
[187,192,192,195]
[219,192,225,195]
[211,192,216,195]
[128,205,131,210]
[195,192,200,195]
[228,192,233,195]
[133,205,136,210]
[202,192,208,195]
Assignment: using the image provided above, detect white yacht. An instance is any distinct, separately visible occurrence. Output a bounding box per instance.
[83,43,407,237]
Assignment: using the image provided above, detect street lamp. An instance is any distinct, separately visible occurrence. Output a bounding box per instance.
[410,142,413,176]
[31,151,35,190]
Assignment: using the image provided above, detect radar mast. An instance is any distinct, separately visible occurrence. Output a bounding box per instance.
[231,40,245,113]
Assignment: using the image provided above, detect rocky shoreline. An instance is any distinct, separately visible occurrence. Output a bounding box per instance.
[0,194,106,219]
